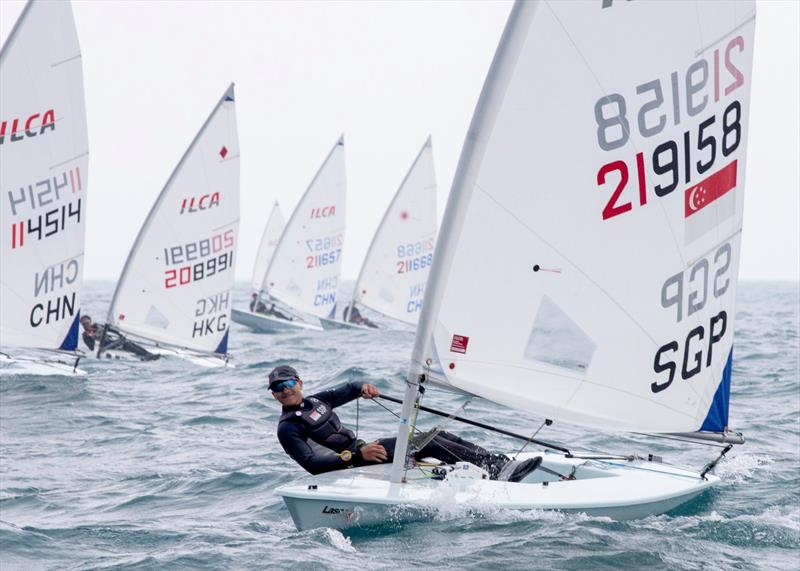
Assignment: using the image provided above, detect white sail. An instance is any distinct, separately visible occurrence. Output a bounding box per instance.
[261,137,346,320]
[411,0,756,434]
[106,84,239,356]
[0,0,88,352]
[351,137,437,325]
[250,202,285,292]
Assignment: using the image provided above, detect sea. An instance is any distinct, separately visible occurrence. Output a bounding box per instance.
[1,281,798,570]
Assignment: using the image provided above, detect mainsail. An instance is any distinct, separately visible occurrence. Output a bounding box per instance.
[260,136,346,320]
[0,0,88,352]
[405,0,756,438]
[250,202,285,293]
[105,84,239,356]
[349,137,437,326]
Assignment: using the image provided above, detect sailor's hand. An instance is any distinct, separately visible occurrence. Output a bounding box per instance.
[360,383,380,399]
[360,441,388,462]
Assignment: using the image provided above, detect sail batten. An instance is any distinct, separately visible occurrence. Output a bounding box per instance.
[405,0,755,435]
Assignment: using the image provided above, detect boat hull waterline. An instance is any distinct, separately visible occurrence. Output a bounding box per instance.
[231,308,322,333]
[276,452,718,531]
[319,317,374,332]
[0,353,87,376]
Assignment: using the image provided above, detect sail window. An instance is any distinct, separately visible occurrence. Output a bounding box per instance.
[144,305,170,330]
[524,296,596,373]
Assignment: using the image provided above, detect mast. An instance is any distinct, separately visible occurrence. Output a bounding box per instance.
[390,0,538,484]
[0,0,34,62]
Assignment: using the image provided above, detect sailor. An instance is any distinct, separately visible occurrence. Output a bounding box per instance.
[266,303,293,321]
[81,315,159,361]
[80,315,100,351]
[342,302,378,328]
[270,365,539,481]
[249,293,268,314]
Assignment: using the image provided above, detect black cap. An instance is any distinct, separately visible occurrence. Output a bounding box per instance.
[268,365,299,390]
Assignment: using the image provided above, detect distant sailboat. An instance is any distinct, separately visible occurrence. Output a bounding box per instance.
[250,202,286,296]
[100,84,240,368]
[232,136,346,333]
[322,137,437,330]
[0,0,89,376]
[277,0,756,530]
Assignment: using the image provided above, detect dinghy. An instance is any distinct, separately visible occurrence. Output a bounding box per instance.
[0,0,88,376]
[100,85,240,368]
[232,137,346,333]
[277,0,756,529]
[320,137,437,331]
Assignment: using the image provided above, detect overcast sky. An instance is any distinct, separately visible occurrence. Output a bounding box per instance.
[1,0,797,282]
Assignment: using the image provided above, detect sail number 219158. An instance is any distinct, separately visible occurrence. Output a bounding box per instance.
[594,35,746,221]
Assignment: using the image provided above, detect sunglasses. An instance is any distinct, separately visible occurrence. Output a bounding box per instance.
[271,379,298,393]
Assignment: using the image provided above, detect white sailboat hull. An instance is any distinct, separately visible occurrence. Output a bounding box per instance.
[276,452,718,531]
[231,308,322,333]
[93,332,232,369]
[319,317,374,331]
[0,353,86,377]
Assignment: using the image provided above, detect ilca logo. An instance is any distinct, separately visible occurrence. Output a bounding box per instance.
[321,505,360,523]
[310,205,336,218]
[0,109,56,144]
[180,192,221,214]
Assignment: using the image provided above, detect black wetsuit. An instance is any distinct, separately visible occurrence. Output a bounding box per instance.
[250,299,268,313]
[95,325,159,361]
[277,381,508,476]
[343,305,378,329]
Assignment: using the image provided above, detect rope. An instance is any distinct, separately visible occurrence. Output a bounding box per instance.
[512,419,548,461]
[369,398,471,465]
[355,396,359,440]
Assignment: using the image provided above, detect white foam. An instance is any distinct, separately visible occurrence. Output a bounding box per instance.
[424,478,612,525]
[714,453,773,484]
[634,505,800,534]
[324,528,357,553]
[732,505,800,531]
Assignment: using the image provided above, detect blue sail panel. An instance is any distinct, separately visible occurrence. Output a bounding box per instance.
[58,312,81,351]
[215,330,229,355]
[699,349,733,432]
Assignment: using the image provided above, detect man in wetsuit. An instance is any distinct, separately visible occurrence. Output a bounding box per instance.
[249,293,268,314]
[81,315,159,361]
[342,303,377,329]
[80,315,100,351]
[270,365,539,481]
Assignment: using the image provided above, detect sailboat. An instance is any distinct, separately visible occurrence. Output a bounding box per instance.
[0,0,89,376]
[320,137,437,331]
[249,202,286,302]
[99,84,239,368]
[276,0,755,529]
[232,136,346,333]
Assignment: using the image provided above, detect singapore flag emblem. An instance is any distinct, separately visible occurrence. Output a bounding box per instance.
[683,160,738,245]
